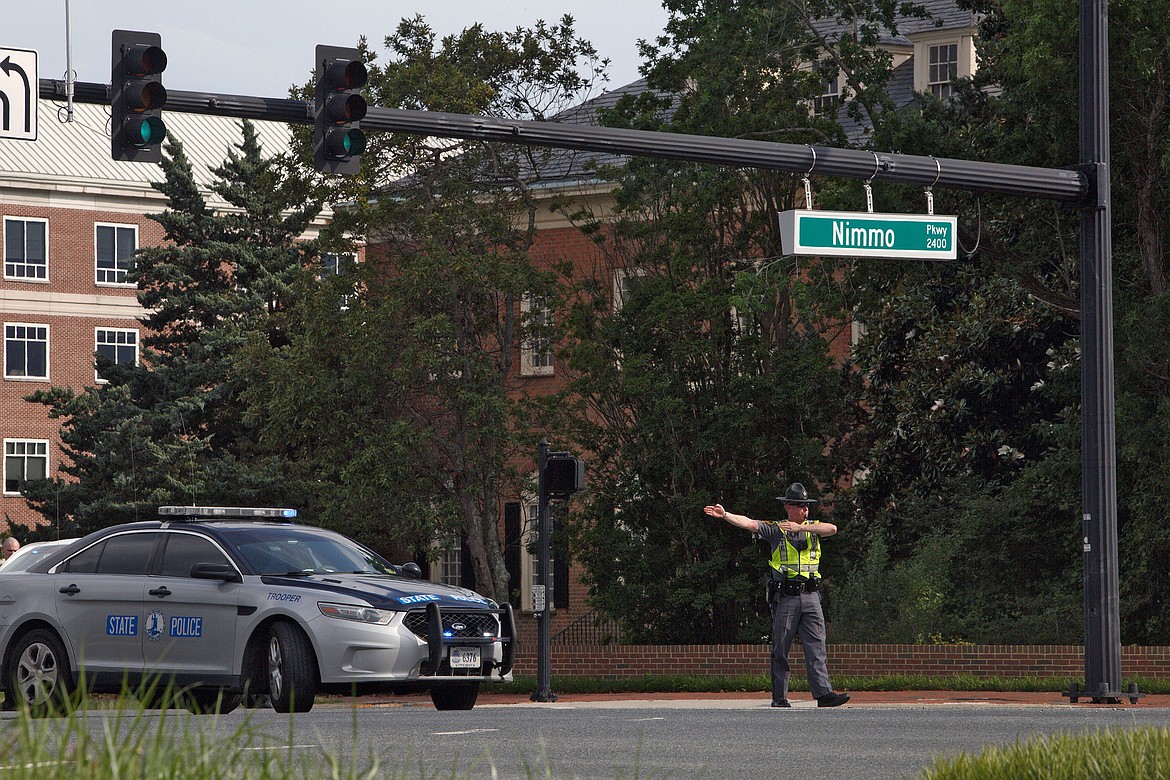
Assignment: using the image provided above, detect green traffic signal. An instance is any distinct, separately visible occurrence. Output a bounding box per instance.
[124,116,167,148]
[324,127,366,159]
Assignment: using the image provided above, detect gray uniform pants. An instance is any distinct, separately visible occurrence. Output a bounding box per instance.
[770,591,832,700]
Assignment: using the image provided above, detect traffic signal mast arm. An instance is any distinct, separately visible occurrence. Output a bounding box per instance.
[46,77,1091,204]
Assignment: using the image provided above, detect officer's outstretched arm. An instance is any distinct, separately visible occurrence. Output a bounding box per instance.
[703,504,760,532]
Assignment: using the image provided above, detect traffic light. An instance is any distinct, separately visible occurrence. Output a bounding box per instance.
[110,30,167,162]
[545,453,585,499]
[313,45,367,175]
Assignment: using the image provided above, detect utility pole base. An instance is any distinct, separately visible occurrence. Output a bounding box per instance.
[1063,681,1143,704]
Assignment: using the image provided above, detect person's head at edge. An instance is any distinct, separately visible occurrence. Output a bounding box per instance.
[1,537,20,559]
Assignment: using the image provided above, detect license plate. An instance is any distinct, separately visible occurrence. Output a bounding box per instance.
[449,646,481,669]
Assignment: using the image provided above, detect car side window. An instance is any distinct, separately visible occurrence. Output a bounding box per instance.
[95,534,158,575]
[159,534,229,578]
[62,540,104,573]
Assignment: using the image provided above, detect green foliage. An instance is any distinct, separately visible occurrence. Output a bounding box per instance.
[558,0,895,643]
[247,16,609,599]
[22,123,320,536]
[920,728,1170,780]
[0,694,423,779]
[835,0,1170,646]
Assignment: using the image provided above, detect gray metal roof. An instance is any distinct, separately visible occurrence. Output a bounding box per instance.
[518,1,978,180]
[812,0,979,48]
[0,98,296,200]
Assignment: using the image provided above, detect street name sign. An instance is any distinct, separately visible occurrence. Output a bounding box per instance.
[0,47,38,141]
[779,209,957,261]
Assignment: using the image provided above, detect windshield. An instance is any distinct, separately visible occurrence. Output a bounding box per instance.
[0,540,76,574]
[226,527,397,576]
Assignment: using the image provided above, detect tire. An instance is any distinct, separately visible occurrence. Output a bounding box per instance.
[430,682,480,711]
[6,628,74,717]
[267,622,317,713]
[184,688,242,715]
[243,691,270,709]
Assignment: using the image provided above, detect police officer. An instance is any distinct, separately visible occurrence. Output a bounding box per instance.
[704,483,850,708]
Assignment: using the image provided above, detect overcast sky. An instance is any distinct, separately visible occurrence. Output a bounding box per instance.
[4,1,669,99]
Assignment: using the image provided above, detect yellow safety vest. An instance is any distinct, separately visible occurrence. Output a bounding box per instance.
[768,522,820,580]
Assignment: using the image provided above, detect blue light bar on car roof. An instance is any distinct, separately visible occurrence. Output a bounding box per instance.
[157,506,298,519]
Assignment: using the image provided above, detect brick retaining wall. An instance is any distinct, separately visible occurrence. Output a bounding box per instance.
[512,644,1170,680]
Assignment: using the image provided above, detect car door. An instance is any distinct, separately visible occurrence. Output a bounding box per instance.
[140,531,240,682]
[53,532,158,680]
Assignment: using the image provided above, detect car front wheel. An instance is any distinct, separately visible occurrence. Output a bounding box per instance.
[431,682,480,710]
[267,622,317,713]
[7,629,74,716]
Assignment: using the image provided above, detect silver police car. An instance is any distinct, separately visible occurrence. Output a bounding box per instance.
[0,507,515,715]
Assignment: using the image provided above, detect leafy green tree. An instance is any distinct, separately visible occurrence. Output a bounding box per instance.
[554,0,912,642]
[831,0,1170,644]
[243,16,606,601]
[23,122,320,535]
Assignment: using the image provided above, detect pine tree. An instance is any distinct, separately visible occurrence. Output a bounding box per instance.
[22,122,320,534]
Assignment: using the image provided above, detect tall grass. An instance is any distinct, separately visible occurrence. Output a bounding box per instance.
[920,727,1170,779]
[0,696,390,780]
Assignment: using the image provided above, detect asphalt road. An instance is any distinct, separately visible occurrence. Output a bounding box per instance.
[37,696,1170,780]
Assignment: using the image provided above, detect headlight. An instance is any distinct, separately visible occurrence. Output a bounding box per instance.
[318,602,395,625]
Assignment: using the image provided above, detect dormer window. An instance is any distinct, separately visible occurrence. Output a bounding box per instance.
[928,43,959,99]
[813,61,841,115]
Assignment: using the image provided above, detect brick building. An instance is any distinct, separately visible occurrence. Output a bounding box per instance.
[0,100,310,531]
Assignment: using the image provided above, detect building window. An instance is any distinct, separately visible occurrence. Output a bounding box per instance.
[4,323,48,380]
[435,537,462,586]
[4,217,48,281]
[521,500,555,611]
[813,61,840,115]
[4,440,48,495]
[95,223,138,285]
[520,294,554,376]
[929,43,959,99]
[95,328,139,382]
[850,316,869,348]
[320,252,355,277]
[613,267,649,312]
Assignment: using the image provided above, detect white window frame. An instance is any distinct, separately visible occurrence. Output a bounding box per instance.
[813,60,841,115]
[94,222,138,286]
[612,266,650,312]
[319,252,356,277]
[520,293,554,376]
[4,439,48,496]
[851,318,869,348]
[4,322,49,381]
[928,42,959,98]
[520,495,555,613]
[431,536,463,586]
[94,327,140,383]
[3,216,49,282]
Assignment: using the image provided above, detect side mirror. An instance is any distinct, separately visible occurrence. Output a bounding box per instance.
[398,562,422,579]
[190,562,243,583]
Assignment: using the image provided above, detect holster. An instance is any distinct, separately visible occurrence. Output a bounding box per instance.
[766,578,780,605]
